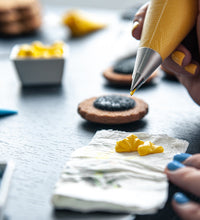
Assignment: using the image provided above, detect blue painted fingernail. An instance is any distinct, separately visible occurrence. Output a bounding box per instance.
[173,192,189,204]
[173,153,191,162]
[167,161,185,171]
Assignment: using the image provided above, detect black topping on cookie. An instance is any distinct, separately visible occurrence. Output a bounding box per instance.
[93,95,135,111]
[113,56,136,74]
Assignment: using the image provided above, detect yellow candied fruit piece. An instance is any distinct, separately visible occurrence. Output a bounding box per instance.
[62,10,106,37]
[115,134,144,153]
[17,44,35,57]
[31,41,44,49]
[137,141,164,156]
[31,51,42,58]
[17,41,65,58]
[48,48,63,57]
[42,51,52,58]
[52,41,65,48]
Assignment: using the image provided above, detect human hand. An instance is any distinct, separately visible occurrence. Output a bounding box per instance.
[132,2,200,105]
[165,153,200,220]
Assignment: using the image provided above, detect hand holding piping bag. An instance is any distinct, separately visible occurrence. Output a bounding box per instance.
[131,0,200,106]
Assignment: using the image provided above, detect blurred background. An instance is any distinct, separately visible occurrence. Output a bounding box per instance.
[40,0,147,9]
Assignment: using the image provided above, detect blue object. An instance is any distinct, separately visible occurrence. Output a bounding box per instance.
[173,192,190,204]
[167,161,185,171]
[174,153,192,162]
[173,153,192,162]
[0,109,18,116]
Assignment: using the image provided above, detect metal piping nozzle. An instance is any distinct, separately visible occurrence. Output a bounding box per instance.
[130,47,162,93]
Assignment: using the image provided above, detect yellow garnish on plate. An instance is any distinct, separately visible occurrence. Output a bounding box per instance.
[115,134,164,156]
[17,41,65,58]
[62,10,107,37]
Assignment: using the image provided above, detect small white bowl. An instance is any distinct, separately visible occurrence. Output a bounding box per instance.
[10,44,69,86]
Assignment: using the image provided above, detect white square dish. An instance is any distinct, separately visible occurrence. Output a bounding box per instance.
[10,44,69,86]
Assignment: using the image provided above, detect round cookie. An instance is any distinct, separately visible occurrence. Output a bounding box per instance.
[0,14,41,35]
[103,56,158,85]
[0,0,41,35]
[78,94,148,124]
[0,1,41,23]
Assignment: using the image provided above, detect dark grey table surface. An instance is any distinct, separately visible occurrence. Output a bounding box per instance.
[0,4,200,220]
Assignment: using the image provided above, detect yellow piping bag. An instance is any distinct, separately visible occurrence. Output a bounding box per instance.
[130,0,198,93]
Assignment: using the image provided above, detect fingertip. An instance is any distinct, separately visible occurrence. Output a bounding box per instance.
[173,192,190,204]
[132,21,141,40]
[167,161,185,171]
[184,63,198,75]
[172,193,200,220]
[171,51,185,66]
[131,21,140,39]
[171,44,192,67]
[173,153,192,163]
[183,153,200,169]
[132,2,149,40]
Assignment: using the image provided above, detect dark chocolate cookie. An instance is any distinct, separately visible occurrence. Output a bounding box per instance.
[103,55,158,86]
[113,56,136,74]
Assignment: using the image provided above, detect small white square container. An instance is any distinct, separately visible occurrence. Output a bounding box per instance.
[10,44,69,86]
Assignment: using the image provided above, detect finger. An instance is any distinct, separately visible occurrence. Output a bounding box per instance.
[162,55,200,81]
[176,63,200,105]
[162,56,200,105]
[171,44,192,66]
[162,44,193,73]
[184,154,200,169]
[172,192,200,220]
[162,57,199,77]
[173,153,192,163]
[165,161,200,197]
[132,2,149,40]
[174,153,200,169]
